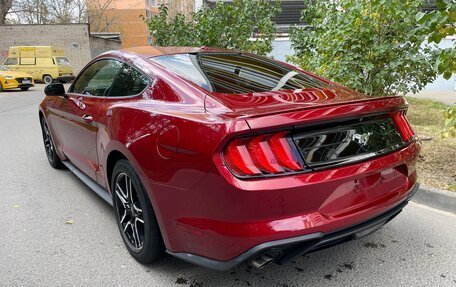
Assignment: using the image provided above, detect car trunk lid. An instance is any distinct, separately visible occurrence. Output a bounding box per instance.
[205,84,408,130]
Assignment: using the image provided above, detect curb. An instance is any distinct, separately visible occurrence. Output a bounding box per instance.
[411,184,456,214]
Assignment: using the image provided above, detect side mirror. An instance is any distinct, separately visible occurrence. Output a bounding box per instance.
[44,83,66,97]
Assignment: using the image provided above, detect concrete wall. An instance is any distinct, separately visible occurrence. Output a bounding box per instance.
[89,36,122,60]
[269,37,456,92]
[0,24,121,73]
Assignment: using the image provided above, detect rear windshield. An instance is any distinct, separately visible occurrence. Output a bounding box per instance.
[55,57,70,66]
[149,53,328,94]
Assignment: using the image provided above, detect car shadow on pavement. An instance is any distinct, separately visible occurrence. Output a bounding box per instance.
[149,239,367,286]
[141,210,452,287]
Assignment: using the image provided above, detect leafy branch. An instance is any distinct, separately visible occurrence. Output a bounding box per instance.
[144,0,281,56]
[288,0,437,97]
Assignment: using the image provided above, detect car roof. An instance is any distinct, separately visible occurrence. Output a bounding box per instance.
[120,46,236,58]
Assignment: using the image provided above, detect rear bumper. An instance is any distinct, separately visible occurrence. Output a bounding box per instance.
[168,183,419,271]
[160,140,420,261]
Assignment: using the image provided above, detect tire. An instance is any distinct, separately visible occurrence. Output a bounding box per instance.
[43,75,53,85]
[111,159,164,264]
[0,82,3,92]
[40,116,64,169]
[20,87,30,91]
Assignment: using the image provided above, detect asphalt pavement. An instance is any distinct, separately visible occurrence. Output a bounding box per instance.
[1,85,455,286]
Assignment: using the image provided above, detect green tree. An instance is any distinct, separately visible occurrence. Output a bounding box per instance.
[144,0,281,55]
[0,0,13,24]
[417,0,456,80]
[417,0,455,137]
[144,5,195,46]
[288,0,437,97]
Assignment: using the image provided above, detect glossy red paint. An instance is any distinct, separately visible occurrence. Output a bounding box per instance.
[39,46,420,265]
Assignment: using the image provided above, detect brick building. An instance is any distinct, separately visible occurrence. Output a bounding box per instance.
[88,0,195,48]
[156,0,195,18]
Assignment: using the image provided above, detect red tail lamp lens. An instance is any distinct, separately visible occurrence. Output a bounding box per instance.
[224,138,262,176]
[223,132,305,177]
[392,111,415,141]
[268,132,304,171]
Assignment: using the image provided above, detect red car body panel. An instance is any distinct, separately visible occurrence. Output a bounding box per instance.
[39,47,420,267]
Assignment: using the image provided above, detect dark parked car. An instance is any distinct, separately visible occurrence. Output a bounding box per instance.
[39,46,420,271]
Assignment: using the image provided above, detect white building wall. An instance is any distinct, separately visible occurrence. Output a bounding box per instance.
[194,0,204,11]
[422,37,455,91]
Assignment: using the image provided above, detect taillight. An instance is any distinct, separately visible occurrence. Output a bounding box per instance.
[223,132,306,177]
[392,110,415,141]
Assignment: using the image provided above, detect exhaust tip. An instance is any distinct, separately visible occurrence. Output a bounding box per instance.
[250,250,281,269]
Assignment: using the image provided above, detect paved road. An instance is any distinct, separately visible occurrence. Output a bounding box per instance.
[1,85,455,286]
[407,90,456,105]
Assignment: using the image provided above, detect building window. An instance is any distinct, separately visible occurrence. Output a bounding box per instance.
[146,10,151,18]
[150,0,156,6]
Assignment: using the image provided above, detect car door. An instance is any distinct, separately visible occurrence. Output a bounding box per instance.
[94,62,152,187]
[53,59,123,180]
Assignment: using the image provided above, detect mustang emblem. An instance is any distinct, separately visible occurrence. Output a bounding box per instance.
[351,132,372,146]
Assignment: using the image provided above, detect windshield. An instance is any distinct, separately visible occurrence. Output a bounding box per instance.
[55,57,70,66]
[149,53,328,94]
[0,65,10,71]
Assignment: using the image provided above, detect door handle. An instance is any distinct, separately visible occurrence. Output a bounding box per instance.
[82,114,93,123]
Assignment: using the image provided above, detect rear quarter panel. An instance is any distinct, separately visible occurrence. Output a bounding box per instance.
[96,76,250,250]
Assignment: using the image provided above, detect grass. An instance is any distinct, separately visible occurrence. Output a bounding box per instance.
[405,97,456,191]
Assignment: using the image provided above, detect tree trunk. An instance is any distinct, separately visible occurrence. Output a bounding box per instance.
[0,0,13,24]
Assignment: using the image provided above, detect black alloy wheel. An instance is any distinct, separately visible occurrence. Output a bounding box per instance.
[114,172,145,251]
[112,160,164,263]
[40,117,63,168]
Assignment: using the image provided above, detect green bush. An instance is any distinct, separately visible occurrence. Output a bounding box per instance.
[417,0,456,80]
[288,0,437,97]
[144,0,281,55]
[417,0,455,137]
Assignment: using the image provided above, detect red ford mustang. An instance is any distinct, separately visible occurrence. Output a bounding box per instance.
[39,46,420,271]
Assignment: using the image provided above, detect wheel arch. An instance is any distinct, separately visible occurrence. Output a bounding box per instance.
[106,150,127,188]
[105,147,170,249]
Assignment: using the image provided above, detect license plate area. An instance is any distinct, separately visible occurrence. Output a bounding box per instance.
[318,166,408,218]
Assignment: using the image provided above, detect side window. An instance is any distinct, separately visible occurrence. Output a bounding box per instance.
[72,59,123,97]
[55,57,70,66]
[20,57,35,65]
[4,58,18,65]
[108,64,150,97]
[36,58,54,66]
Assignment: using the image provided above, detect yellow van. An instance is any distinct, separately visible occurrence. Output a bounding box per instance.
[3,46,75,84]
